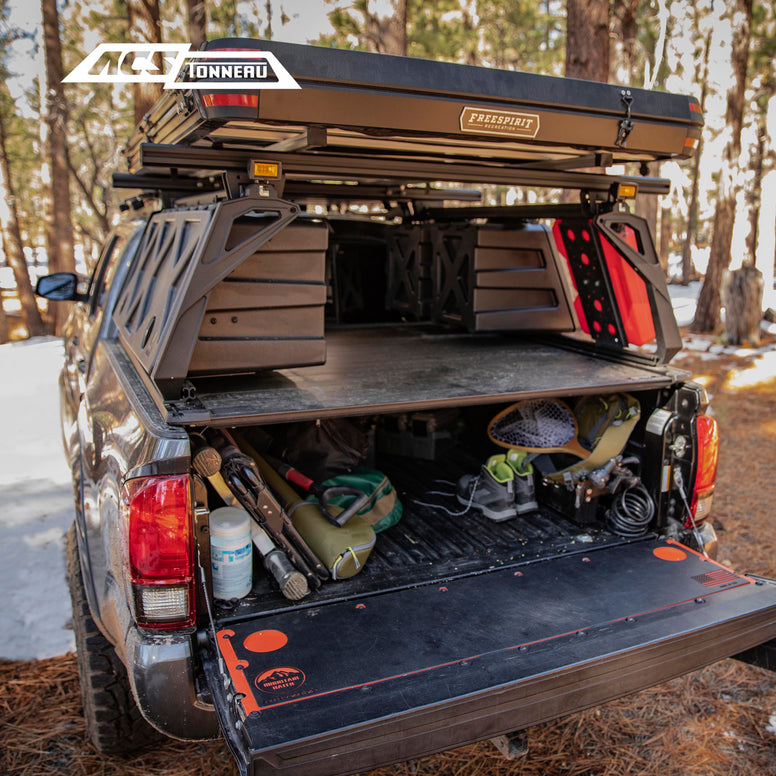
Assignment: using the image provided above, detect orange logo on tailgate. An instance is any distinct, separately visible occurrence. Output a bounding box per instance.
[255,667,306,694]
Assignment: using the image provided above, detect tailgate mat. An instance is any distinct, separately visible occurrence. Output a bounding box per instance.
[209,539,776,773]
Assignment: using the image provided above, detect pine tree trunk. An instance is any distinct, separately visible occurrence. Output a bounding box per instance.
[128,0,163,126]
[611,0,638,83]
[365,0,407,56]
[680,27,711,285]
[0,230,9,343]
[636,162,658,245]
[692,0,752,333]
[41,0,76,335]
[722,266,762,345]
[681,133,703,284]
[747,111,766,263]
[560,0,610,205]
[659,206,672,273]
[565,0,610,82]
[0,108,45,338]
[187,0,206,49]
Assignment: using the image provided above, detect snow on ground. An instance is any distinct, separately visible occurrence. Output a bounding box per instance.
[0,337,75,660]
[0,283,773,661]
[667,281,702,327]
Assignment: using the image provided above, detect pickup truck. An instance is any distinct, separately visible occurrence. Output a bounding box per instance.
[36,39,776,776]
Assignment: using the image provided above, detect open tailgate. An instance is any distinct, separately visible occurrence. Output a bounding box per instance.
[202,538,776,776]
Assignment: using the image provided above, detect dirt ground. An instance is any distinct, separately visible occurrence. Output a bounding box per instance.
[3,332,776,776]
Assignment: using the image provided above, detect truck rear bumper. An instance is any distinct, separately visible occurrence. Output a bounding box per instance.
[125,627,219,740]
[203,539,776,776]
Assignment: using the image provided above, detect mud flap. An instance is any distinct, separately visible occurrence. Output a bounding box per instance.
[203,538,776,776]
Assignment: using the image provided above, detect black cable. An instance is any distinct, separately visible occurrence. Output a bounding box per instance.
[606,482,655,537]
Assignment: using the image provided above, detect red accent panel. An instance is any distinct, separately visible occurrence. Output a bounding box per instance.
[218,629,261,715]
[598,229,655,346]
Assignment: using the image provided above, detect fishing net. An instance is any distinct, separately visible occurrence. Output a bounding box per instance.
[489,398,577,450]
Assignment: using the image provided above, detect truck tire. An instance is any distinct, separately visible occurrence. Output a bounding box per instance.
[66,523,163,754]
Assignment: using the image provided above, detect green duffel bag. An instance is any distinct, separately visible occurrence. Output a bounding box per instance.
[308,467,403,534]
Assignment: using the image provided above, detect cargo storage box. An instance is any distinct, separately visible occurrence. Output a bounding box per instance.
[431,223,577,332]
[189,220,328,375]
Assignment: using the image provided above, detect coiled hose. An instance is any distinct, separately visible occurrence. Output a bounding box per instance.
[606,482,655,537]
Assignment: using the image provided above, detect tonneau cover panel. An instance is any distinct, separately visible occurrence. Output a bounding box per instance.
[124,39,702,175]
[160,331,678,426]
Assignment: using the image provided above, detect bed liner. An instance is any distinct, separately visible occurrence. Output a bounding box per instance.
[213,447,630,620]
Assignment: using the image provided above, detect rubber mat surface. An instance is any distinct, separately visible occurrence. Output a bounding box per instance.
[213,539,760,751]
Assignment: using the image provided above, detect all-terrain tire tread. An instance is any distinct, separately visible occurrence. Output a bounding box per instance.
[65,524,163,755]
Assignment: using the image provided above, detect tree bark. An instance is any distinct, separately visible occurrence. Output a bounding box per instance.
[0,106,45,338]
[0,231,9,343]
[747,110,766,264]
[722,266,762,345]
[680,24,711,285]
[611,0,638,83]
[692,0,752,333]
[128,0,163,126]
[659,205,672,273]
[41,0,76,334]
[565,0,610,82]
[364,0,407,56]
[561,0,610,205]
[186,0,206,49]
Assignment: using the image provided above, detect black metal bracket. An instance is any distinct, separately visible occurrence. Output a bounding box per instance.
[558,218,627,350]
[263,126,327,152]
[595,212,682,363]
[616,90,635,148]
[137,143,671,195]
[515,151,613,171]
[113,193,300,398]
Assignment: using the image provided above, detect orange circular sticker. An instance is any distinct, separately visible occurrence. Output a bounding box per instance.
[243,630,288,653]
[653,546,688,562]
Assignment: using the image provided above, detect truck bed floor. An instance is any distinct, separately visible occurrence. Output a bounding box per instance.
[216,450,625,622]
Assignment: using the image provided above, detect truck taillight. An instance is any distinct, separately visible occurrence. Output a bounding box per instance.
[688,414,719,527]
[201,93,258,108]
[123,475,195,630]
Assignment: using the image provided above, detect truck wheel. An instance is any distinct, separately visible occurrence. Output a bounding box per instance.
[66,523,163,754]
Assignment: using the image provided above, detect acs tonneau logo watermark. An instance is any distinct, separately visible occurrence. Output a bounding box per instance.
[63,44,300,90]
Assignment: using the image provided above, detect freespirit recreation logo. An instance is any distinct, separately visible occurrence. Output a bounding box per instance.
[63,44,300,90]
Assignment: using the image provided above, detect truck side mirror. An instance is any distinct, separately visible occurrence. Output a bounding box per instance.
[35,272,86,302]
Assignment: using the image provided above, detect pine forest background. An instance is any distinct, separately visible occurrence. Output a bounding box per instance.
[0,0,774,344]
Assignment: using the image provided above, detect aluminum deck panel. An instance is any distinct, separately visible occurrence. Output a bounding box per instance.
[175,330,676,426]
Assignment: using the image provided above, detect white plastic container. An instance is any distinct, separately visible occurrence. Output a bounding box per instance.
[209,506,253,600]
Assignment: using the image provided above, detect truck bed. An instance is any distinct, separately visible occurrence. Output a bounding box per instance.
[159,328,679,426]
[214,447,628,621]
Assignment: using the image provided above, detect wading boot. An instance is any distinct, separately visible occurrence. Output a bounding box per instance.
[456,455,517,522]
[506,449,539,515]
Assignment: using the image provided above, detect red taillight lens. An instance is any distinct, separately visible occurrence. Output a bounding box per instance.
[689,414,719,526]
[123,475,194,629]
[201,93,259,108]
